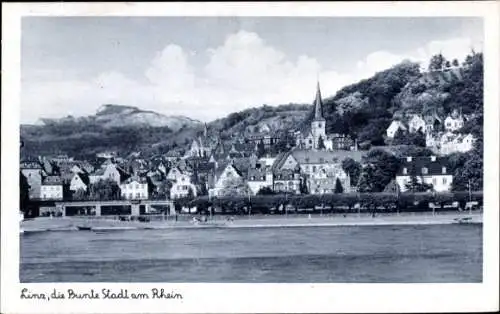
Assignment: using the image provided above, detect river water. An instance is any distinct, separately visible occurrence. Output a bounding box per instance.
[20,224,482,282]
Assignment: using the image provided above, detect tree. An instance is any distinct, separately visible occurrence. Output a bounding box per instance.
[428,53,446,71]
[257,139,266,158]
[334,178,344,193]
[383,179,400,193]
[257,186,275,195]
[219,177,251,197]
[393,127,406,143]
[445,60,451,68]
[299,177,309,194]
[451,149,483,191]
[317,136,326,150]
[72,188,88,201]
[20,172,30,214]
[452,59,459,67]
[341,158,361,187]
[89,179,121,200]
[404,175,433,192]
[358,149,401,192]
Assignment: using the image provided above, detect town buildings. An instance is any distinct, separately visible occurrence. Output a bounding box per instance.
[19,81,472,209]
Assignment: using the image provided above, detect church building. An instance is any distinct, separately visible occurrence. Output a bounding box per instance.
[296,82,334,150]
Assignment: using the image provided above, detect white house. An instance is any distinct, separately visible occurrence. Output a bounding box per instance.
[89,162,129,185]
[247,168,273,195]
[166,166,190,182]
[120,176,149,200]
[70,172,89,192]
[386,120,407,138]
[444,110,465,131]
[20,161,45,199]
[396,156,453,192]
[408,114,426,134]
[209,163,245,197]
[439,133,475,155]
[308,165,351,194]
[40,176,64,200]
[170,173,197,199]
[427,132,476,155]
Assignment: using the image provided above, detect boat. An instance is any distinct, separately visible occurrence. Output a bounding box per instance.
[77,226,92,231]
[453,217,474,224]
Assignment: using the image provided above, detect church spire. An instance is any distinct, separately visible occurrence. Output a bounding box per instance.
[314,81,325,121]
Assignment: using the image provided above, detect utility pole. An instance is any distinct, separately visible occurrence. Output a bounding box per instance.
[468,179,472,215]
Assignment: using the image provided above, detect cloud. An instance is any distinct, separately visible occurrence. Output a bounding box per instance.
[21,32,482,124]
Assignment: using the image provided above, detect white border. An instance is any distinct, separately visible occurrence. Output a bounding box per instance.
[2,2,499,313]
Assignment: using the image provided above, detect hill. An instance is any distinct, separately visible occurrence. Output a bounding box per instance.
[21,105,204,159]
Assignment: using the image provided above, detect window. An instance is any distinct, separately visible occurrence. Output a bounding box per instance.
[251,176,255,180]
[422,167,428,175]
[406,157,412,162]
[403,168,407,175]
[431,156,436,162]
[442,167,447,174]
[136,192,141,198]
[309,140,312,144]
[432,178,437,186]
[313,166,317,172]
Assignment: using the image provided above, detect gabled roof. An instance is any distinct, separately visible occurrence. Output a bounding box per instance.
[273,168,300,180]
[42,175,63,186]
[247,168,268,181]
[397,156,449,176]
[20,160,43,170]
[121,175,149,185]
[74,172,90,185]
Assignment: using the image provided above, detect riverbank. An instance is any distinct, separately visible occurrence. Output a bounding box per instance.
[20,211,483,233]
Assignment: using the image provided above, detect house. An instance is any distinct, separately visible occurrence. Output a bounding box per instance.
[407,114,426,134]
[444,109,465,131]
[386,120,407,138]
[40,176,64,200]
[170,173,197,199]
[273,169,301,194]
[439,133,475,155]
[247,168,273,195]
[165,150,182,163]
[396,156,452,192]
[209,162,246,197]
[308,164,351,194]
[20,160,45,199]
[427,132,475,155]
[89,162,129,185]
[277,149,364,176]
[166,166,191,182]
[70,172,90,192]
[328,133,355,150]
[120,176,149,200]
[424,114,442,134]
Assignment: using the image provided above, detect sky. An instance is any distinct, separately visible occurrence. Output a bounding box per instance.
[21,17,483,124]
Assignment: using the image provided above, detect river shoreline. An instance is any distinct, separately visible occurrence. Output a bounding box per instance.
[20,212,483,233]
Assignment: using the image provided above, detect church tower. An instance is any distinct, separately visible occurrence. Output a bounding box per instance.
[311,81,326,149]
